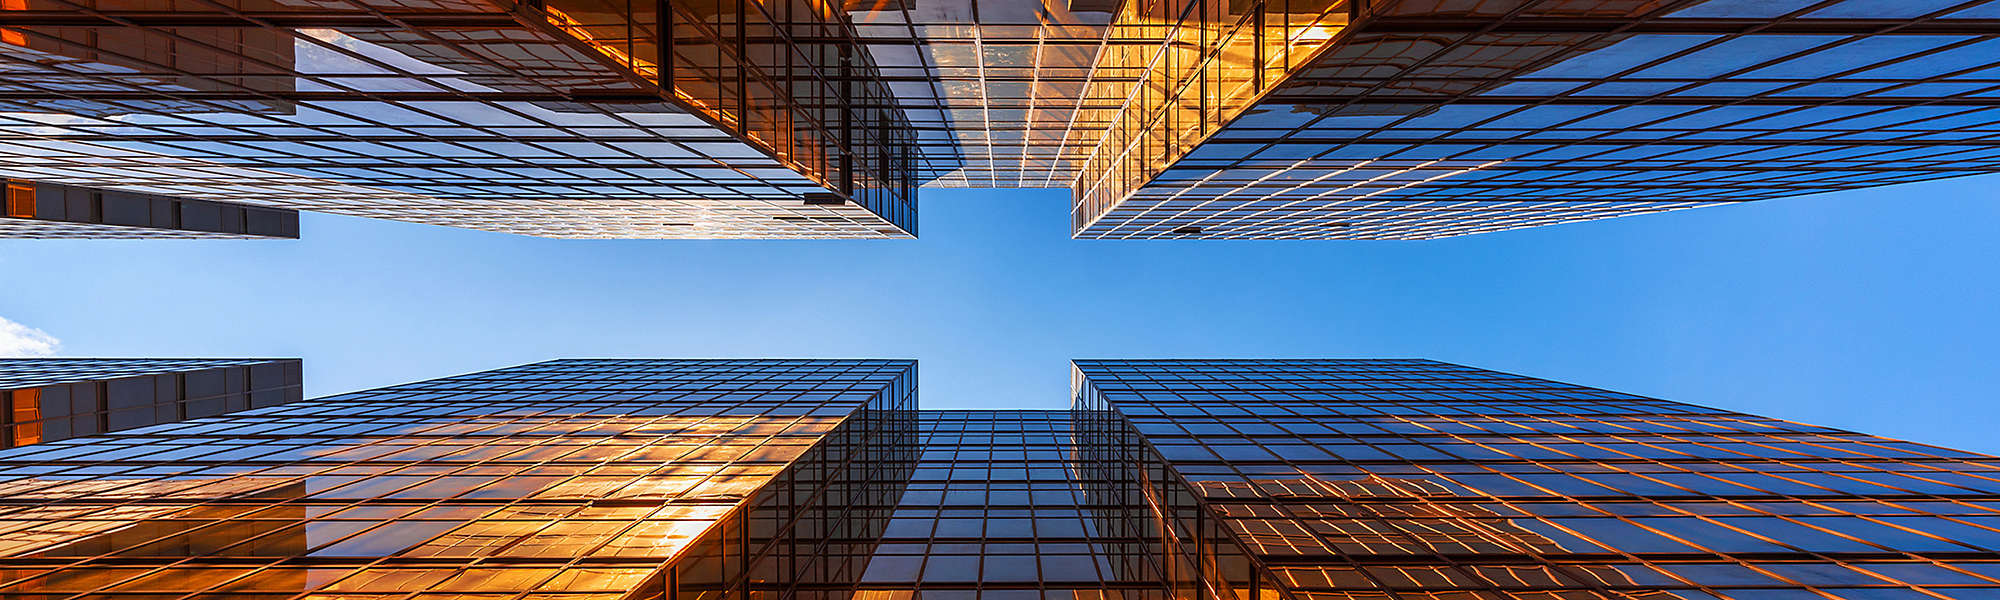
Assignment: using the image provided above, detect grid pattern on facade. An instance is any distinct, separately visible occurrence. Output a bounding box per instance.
[0,218,272,239]
[0,358,289,390]
[1067,0,1351,225]
[851,0,1125,190]
[0,357,302,450]
[1074,358,2000,599]
[10,0,2000,240]
[2,357,2000,599]
[853,0,1348,195]
[0,358,915,598]
[0,0,915,239]
[854,410,1171,598]
[538,0,922,233]
[2,181,298,239]
[1077,0,2000,239]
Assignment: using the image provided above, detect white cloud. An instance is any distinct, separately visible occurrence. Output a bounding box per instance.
[0,317,60,357]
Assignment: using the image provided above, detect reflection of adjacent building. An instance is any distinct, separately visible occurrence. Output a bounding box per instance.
[0,0,918,239]
[646,394,918,600]
[1074,0,2000,239]
[1071,359,2000,600]
[13,480,304,559]
[0,0,297,117]
[1069,0,1351,234]
[7,0,2000,240]
[0,358,302,448]
[0,359,917,598]
[1191,475,1687,598]
[0,478,299,558]
[3,357,2000,598]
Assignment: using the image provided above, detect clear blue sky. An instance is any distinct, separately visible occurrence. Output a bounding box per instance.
[1,180,1996,453]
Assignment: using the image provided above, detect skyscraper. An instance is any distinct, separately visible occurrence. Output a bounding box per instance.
[5,0,1997,239]
[0,358,917,598]
[0,0,918,239]
[856,410,1173,597]
[3,181,298,239]
[1067,1,2000,239]
[1071,359,2000,599]
[0,357,1996,599]
[0,357,301,448]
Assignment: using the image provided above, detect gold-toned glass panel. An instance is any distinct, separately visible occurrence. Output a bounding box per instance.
[1078,0,2000,239]
[1071,0,1351,232]
[1074,359,2000,600]
[0,359,917,598]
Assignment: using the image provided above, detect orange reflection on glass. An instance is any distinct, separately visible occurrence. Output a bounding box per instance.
[2,183,33,219]
[3,387,39,446]
[597,509,733,558]
[0,504,185,557]
[544,3,661,80]
[1072,0,1350,231]
[0,359,915,599]
[0,0,24,48]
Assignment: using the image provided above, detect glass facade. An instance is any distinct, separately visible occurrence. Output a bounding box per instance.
[0,358,302,448]
[536,0,920,232]
[1,181,299,238]
[0,0,915,239]
[0,358,916,598]
[858,410,1171,597]
[1,357,1995,598]
[1075,0,2000,239]
[1069,0,1350,228]
[850,0,1124,190]
[1074,358,2000,599]
[7,0,2000,239]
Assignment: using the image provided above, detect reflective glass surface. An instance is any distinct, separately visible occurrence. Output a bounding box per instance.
[857,410,1172,597]
[0,358,916,598]
[1079,0,2000,238]
[1,357,1997,599]
[0,0,915,238]
[0,181,298,238]
[1074,359,2000,599]
[852,0,1124,190]
[0,358,302,448]
[1070,0,1350,227]
[7,0,2000,239]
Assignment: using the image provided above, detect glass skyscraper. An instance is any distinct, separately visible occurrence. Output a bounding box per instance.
[0,357,301,448]
[5,0,1997,239]
[1066,1,2000,239]
[0,357,1995,598]
[0,358,917,598]
[1072,359,2000,599]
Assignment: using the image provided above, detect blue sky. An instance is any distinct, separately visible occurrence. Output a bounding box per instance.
[1,179,1996,453]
